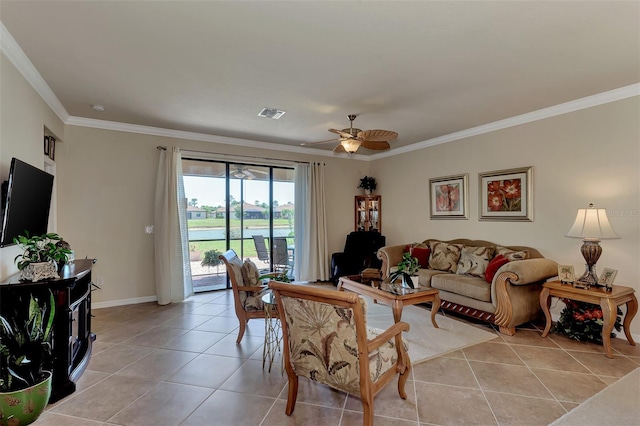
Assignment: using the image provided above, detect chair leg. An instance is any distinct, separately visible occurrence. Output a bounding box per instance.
[285,375,298,415]
[236,318,247,344]
[361,397,374,426]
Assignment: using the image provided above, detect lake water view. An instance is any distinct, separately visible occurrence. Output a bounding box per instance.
[188,227,292,241]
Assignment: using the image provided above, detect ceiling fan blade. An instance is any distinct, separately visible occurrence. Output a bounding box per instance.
[361,140,391,150]
[358,129,398,142]
[244,170,256,179]
[300,138,340,146]
[329,128,356,139]
[247,168,269,175]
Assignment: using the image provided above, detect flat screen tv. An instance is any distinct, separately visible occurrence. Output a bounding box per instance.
[0,158,54,247]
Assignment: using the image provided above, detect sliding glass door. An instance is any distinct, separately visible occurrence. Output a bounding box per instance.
[182,159,295,292]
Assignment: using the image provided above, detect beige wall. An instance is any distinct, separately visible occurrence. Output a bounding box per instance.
[373,97,640,334]
[0,53,64,277]
[55,126,370,304]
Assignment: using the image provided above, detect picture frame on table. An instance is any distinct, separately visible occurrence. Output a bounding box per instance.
[598,268,617,287]
[429,173,469,220]
[558,265,575,284]
[479,166,532,221]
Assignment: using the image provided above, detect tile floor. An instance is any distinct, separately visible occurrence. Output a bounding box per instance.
[34,289,639,426]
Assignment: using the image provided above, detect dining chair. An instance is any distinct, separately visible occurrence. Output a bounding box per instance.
[268,281,411,426]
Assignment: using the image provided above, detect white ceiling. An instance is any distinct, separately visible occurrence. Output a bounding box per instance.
[1,1,639,155]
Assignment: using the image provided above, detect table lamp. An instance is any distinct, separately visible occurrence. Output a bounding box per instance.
[565,203,619,286]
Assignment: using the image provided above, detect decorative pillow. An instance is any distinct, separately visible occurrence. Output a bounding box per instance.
[456,246,496,278]
[410,247,431,269]
[485,255,510,283]
[495,245,529,261]
[241,259,261,286]
[428,242,463,273]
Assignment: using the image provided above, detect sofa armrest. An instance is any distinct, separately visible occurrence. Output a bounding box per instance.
[377,244,407,277]
[494,258,559,285]
[492,258,558,335]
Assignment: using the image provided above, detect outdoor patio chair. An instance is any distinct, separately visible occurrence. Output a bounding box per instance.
[219,249,275,344]
[252,235,270,267]
[273,237,294,275]
[268,281,411,426]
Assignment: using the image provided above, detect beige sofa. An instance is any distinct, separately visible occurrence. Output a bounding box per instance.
[377,238,558,336]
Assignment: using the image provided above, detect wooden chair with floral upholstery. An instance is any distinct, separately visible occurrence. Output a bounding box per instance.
[219,249,274,344]
[268,281,411,426]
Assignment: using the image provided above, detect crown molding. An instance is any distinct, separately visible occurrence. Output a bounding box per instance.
[65,116,369,160]
[371,83,640,160]
[0,22,70,123]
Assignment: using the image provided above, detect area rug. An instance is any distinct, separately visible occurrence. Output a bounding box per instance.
[550,367,640,426]
[362,296,498,365]
[301,282,498,365]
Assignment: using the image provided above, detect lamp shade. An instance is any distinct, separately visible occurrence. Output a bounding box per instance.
[565,205,619,240]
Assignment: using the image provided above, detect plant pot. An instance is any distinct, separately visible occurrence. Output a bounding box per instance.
[0,371,52,426]
[19,262,59,282]
[364,189,372,196]
[401,275,419,289]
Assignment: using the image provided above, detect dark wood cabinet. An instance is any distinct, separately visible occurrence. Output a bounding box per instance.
[0,259,96,402]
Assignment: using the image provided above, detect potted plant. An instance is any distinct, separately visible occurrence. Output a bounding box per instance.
[201,249,223,273]
[357,176,377,195]
[553,299,622,344]
[0,290,55,425]
[388,252,420,288]
[13,233,72,282]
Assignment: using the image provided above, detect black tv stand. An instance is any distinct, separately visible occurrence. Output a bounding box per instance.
[0,259,96,403]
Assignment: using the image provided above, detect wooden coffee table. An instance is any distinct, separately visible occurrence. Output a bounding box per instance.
[338,275,440,327]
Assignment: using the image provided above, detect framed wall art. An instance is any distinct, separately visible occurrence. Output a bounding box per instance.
[479,166,532,221]
[429,173,469,219]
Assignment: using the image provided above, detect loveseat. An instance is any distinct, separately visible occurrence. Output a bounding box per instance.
[377,238,558,335]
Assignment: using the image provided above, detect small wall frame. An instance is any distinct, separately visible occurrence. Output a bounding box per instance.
[429,173,469,220]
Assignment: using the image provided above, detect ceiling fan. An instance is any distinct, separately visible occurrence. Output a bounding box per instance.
[302,114,398,154]
[231,165,268,180]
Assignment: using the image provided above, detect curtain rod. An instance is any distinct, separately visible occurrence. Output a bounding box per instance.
[155,146,320,165]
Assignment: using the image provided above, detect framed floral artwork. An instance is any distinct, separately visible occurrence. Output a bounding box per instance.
[429,173,469,219]
[479,166,532,221]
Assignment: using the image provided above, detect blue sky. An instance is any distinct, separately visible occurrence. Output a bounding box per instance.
[183,176,294,208]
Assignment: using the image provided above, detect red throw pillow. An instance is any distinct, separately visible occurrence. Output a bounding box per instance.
[410,246,431,269]
[485,255,509,283]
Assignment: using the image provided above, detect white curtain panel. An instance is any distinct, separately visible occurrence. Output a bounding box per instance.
[153,147,193,304]
[294,162,329,281]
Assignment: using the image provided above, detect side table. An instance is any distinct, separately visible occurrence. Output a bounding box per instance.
[539,280,637,358]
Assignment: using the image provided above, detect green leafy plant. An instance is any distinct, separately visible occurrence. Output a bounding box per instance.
[201,249,223,268]
[0,291,55,392]
[13,233,72,270]
[388,252,420,288]
[357,176,377,191]
[553,298,622,344]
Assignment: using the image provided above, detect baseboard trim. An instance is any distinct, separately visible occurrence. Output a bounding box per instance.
[93,296,158,309]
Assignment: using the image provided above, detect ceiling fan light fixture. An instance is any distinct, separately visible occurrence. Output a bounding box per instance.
[340,139,361,153]
[258,107,286,119]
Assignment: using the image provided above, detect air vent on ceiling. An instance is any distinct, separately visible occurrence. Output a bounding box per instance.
[258,108,286,119]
